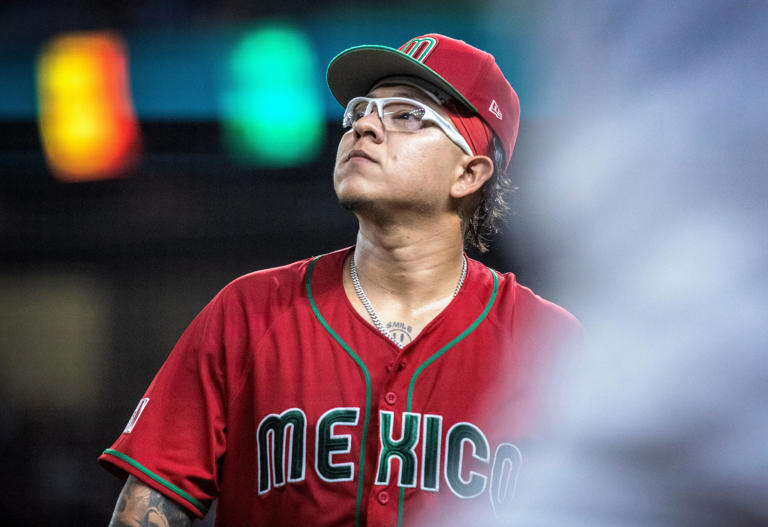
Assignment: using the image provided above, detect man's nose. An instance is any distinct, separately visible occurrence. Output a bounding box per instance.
[352,105,384,142]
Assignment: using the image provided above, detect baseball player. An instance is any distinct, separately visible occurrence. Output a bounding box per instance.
[101,34,582,527]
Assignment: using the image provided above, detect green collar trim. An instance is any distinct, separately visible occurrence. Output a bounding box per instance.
[406,267,499,412]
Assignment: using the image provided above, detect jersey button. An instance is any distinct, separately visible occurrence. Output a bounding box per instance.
[385,392,397,405]
[377,490,390,505]
[398,360,407,370]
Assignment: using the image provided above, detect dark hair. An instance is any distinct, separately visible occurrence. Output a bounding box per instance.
[462,135,513,253]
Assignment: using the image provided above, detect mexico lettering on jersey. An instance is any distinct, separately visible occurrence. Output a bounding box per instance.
[99,247,581,527]
[256,407,522,507]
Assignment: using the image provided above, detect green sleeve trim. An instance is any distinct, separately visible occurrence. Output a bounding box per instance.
[306,255,371,527]
[102,449,209,515]
[399,267,500,526]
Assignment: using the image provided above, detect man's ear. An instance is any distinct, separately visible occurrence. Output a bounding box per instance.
[450,155,494,199]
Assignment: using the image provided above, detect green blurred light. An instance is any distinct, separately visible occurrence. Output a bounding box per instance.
[221,26,324,167]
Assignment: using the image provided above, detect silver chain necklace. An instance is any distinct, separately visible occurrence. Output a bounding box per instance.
[349,253,468,348]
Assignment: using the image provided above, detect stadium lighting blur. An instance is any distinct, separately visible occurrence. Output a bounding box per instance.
[221,26,324,167]
[37,32,140,182]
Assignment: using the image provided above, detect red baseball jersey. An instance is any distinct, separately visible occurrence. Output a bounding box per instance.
[100,247,581,526]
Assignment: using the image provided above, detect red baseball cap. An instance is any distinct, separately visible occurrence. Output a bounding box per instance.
[327,33,520,169]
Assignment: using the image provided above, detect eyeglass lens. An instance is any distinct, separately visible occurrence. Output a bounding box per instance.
[347,99,426,131]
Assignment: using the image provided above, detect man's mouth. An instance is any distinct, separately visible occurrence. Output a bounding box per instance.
[347,149,375,162]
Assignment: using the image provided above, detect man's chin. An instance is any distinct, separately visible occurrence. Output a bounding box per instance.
[338,198,372,212]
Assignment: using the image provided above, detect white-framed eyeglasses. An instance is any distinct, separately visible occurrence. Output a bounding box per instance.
[342,96,473,156]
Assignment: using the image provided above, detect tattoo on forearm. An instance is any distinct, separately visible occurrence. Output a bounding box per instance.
[109,476,192,527]
[386,321,414,345]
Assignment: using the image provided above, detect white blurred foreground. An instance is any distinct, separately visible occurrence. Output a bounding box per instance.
[509,2,768,526]
[436,1,768,525]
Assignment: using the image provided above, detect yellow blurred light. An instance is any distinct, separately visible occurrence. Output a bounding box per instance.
[37,32,141,182]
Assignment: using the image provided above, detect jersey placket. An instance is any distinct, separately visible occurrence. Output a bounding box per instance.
[374,282,502,527]
[366,353,414,527]
[307,253,499,527]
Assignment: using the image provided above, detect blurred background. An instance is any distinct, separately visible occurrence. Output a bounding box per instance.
[2,1,766,525]
[0,1,556,524]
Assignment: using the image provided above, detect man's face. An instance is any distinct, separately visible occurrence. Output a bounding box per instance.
[333,84,468,216]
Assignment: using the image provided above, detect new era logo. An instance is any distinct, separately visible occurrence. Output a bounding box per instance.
[489,100,503,120]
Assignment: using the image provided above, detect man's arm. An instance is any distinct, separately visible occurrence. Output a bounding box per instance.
[108,475,193,527]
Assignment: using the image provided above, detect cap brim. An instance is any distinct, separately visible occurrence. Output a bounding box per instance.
[326,44,477,113]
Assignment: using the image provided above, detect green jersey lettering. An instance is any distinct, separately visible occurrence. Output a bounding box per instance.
[315,407,360,482]
[421,414,442,491]
[257,408,307,494]
[489,442,522,515]
[376,410,421,487]
[445,422,490,498]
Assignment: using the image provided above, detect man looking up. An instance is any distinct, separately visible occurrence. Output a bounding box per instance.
[101,34,581,527]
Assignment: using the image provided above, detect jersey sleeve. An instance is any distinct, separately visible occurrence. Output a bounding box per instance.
[99,288,235,518]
